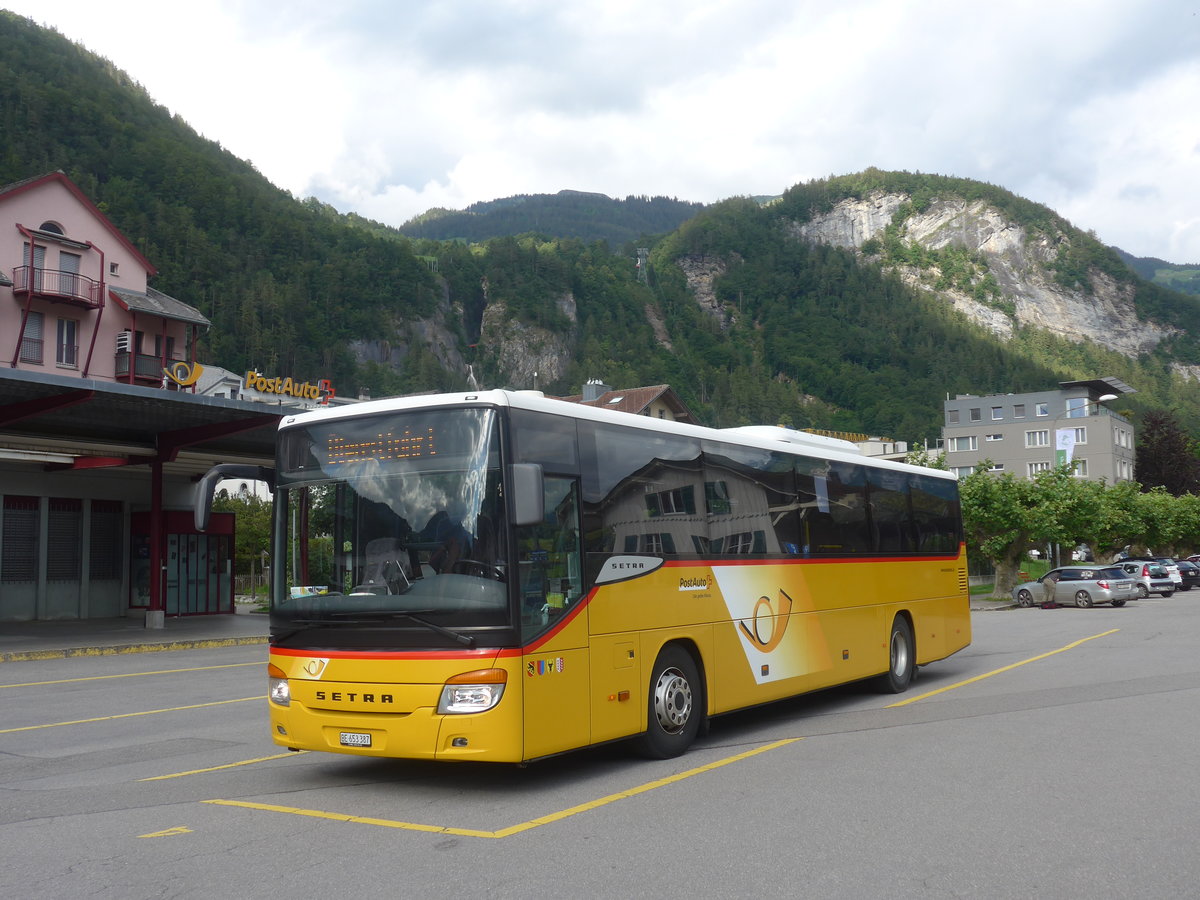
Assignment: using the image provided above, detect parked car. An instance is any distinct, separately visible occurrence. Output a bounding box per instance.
[1175,559,1200,591]
[1116,561,1176,598]
[1123,557,1182,587]
[1012,566,1137,608]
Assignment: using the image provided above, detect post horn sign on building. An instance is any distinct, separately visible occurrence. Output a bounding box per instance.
[163,360,204,388]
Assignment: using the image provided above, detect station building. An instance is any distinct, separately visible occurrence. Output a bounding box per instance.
[0,172,331,624]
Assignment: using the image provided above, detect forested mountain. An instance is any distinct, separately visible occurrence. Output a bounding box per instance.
[0,11,438,384]
[5,10,1200,445]
[398,191,705,245]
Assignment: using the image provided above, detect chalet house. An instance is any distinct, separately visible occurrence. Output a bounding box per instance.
[556,380,699,424]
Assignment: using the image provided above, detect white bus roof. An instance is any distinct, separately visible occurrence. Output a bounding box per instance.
[279,389,954,481]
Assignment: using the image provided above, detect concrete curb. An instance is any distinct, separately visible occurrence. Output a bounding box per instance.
[0,635,268,663]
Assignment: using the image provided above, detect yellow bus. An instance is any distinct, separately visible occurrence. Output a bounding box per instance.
[197,389,970,762]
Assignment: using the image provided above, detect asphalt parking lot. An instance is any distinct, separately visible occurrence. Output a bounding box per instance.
[3,596,1199,899]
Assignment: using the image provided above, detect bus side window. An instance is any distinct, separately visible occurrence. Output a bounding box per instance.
[517,477,582,640]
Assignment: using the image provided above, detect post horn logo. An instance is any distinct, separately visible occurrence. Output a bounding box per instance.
[738,589,794,652]
[163,360,204,387]
[302,658,328,678]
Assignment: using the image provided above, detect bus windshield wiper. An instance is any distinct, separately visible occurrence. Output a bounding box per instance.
[278,612,476,648]
[387,612,476,648]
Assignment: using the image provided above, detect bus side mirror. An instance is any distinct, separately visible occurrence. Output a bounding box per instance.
[509,463,544,526]
[194,464,276,531]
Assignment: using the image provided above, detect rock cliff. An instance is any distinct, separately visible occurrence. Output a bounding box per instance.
[787,192,1177,358]
[477,292,576,389]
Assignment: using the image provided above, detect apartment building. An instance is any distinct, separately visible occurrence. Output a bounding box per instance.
[941,378,1136,482]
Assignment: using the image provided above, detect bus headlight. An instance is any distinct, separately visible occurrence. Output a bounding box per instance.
[438,668,507,714]
[268,663,290,707]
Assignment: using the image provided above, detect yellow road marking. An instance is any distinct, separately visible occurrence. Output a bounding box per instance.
[0,696,261,734]
[138,826,193,838]
[887,628,1120,708]
[204,738,800,838]
[140,752,306,781]
[0,661,261,690]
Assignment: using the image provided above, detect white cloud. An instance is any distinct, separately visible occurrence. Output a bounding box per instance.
[6,0,1200,260]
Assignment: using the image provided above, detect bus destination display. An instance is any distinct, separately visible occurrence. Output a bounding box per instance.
[325,427,437,466]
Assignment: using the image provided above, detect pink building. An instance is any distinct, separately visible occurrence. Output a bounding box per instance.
[2,171,209,386]
[1,172,280,623]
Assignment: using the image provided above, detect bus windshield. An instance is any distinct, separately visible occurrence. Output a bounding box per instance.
[273,407,511,647]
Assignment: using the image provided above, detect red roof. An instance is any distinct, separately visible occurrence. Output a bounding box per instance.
[554,384,697,423]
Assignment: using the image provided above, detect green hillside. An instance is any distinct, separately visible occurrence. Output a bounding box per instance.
[1116,248,1200,296]
[0,11,437,387]
[5,10,1200,444]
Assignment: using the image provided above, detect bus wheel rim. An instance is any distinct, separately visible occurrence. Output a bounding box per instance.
[891,630,910,676]
[652,667,692,733]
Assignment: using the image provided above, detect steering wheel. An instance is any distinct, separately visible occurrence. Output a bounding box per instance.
[451,559,506,581]
[381,558,411,592]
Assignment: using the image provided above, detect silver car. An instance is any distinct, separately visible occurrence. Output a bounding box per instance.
[1117,561,1176,598]
[1013,566,1138,608]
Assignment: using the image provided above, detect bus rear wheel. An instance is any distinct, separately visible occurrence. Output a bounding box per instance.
[874,616,915,694]
[634,645,702,759]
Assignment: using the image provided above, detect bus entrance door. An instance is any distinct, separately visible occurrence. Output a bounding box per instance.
[517,477,590,759]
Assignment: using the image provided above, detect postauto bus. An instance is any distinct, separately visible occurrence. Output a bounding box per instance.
[195,390,970,763]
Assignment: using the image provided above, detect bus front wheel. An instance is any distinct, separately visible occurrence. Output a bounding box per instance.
[874,616,915,694]
[634,645,702,759]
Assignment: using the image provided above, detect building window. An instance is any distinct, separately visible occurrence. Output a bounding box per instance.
[1072,459,1088,478]
[154,334,177,361]
[985,434,1003,442]
[1025,430,1049,448]
[947,410,960,425]
[58,251,82,298]
[948,436,978,452]
[19,310,44,363]
[645,486,696,517]
[950,466,974,479]
[1068,426,1087,444]
[969,408,982,422]
[1028,461,1052,476]
[56,318,79,368]
[109,261,120,276]
[1065,397,1090,418]
[705,482,732,516]
[1013,404,1026,418]
[987,463,1005,472]
[1035,402,1049,417]
[991,406,1003,420]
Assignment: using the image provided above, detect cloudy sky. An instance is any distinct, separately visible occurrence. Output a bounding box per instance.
[7,0,1200,261]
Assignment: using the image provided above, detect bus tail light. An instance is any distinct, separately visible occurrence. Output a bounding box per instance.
[438,668,507,714]
[268,662,290,707]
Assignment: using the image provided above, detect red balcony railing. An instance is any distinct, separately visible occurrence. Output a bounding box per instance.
[12,266,103,309]
[115,351,184,383]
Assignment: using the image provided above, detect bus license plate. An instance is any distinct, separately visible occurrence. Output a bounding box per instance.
[339,731,372,747]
